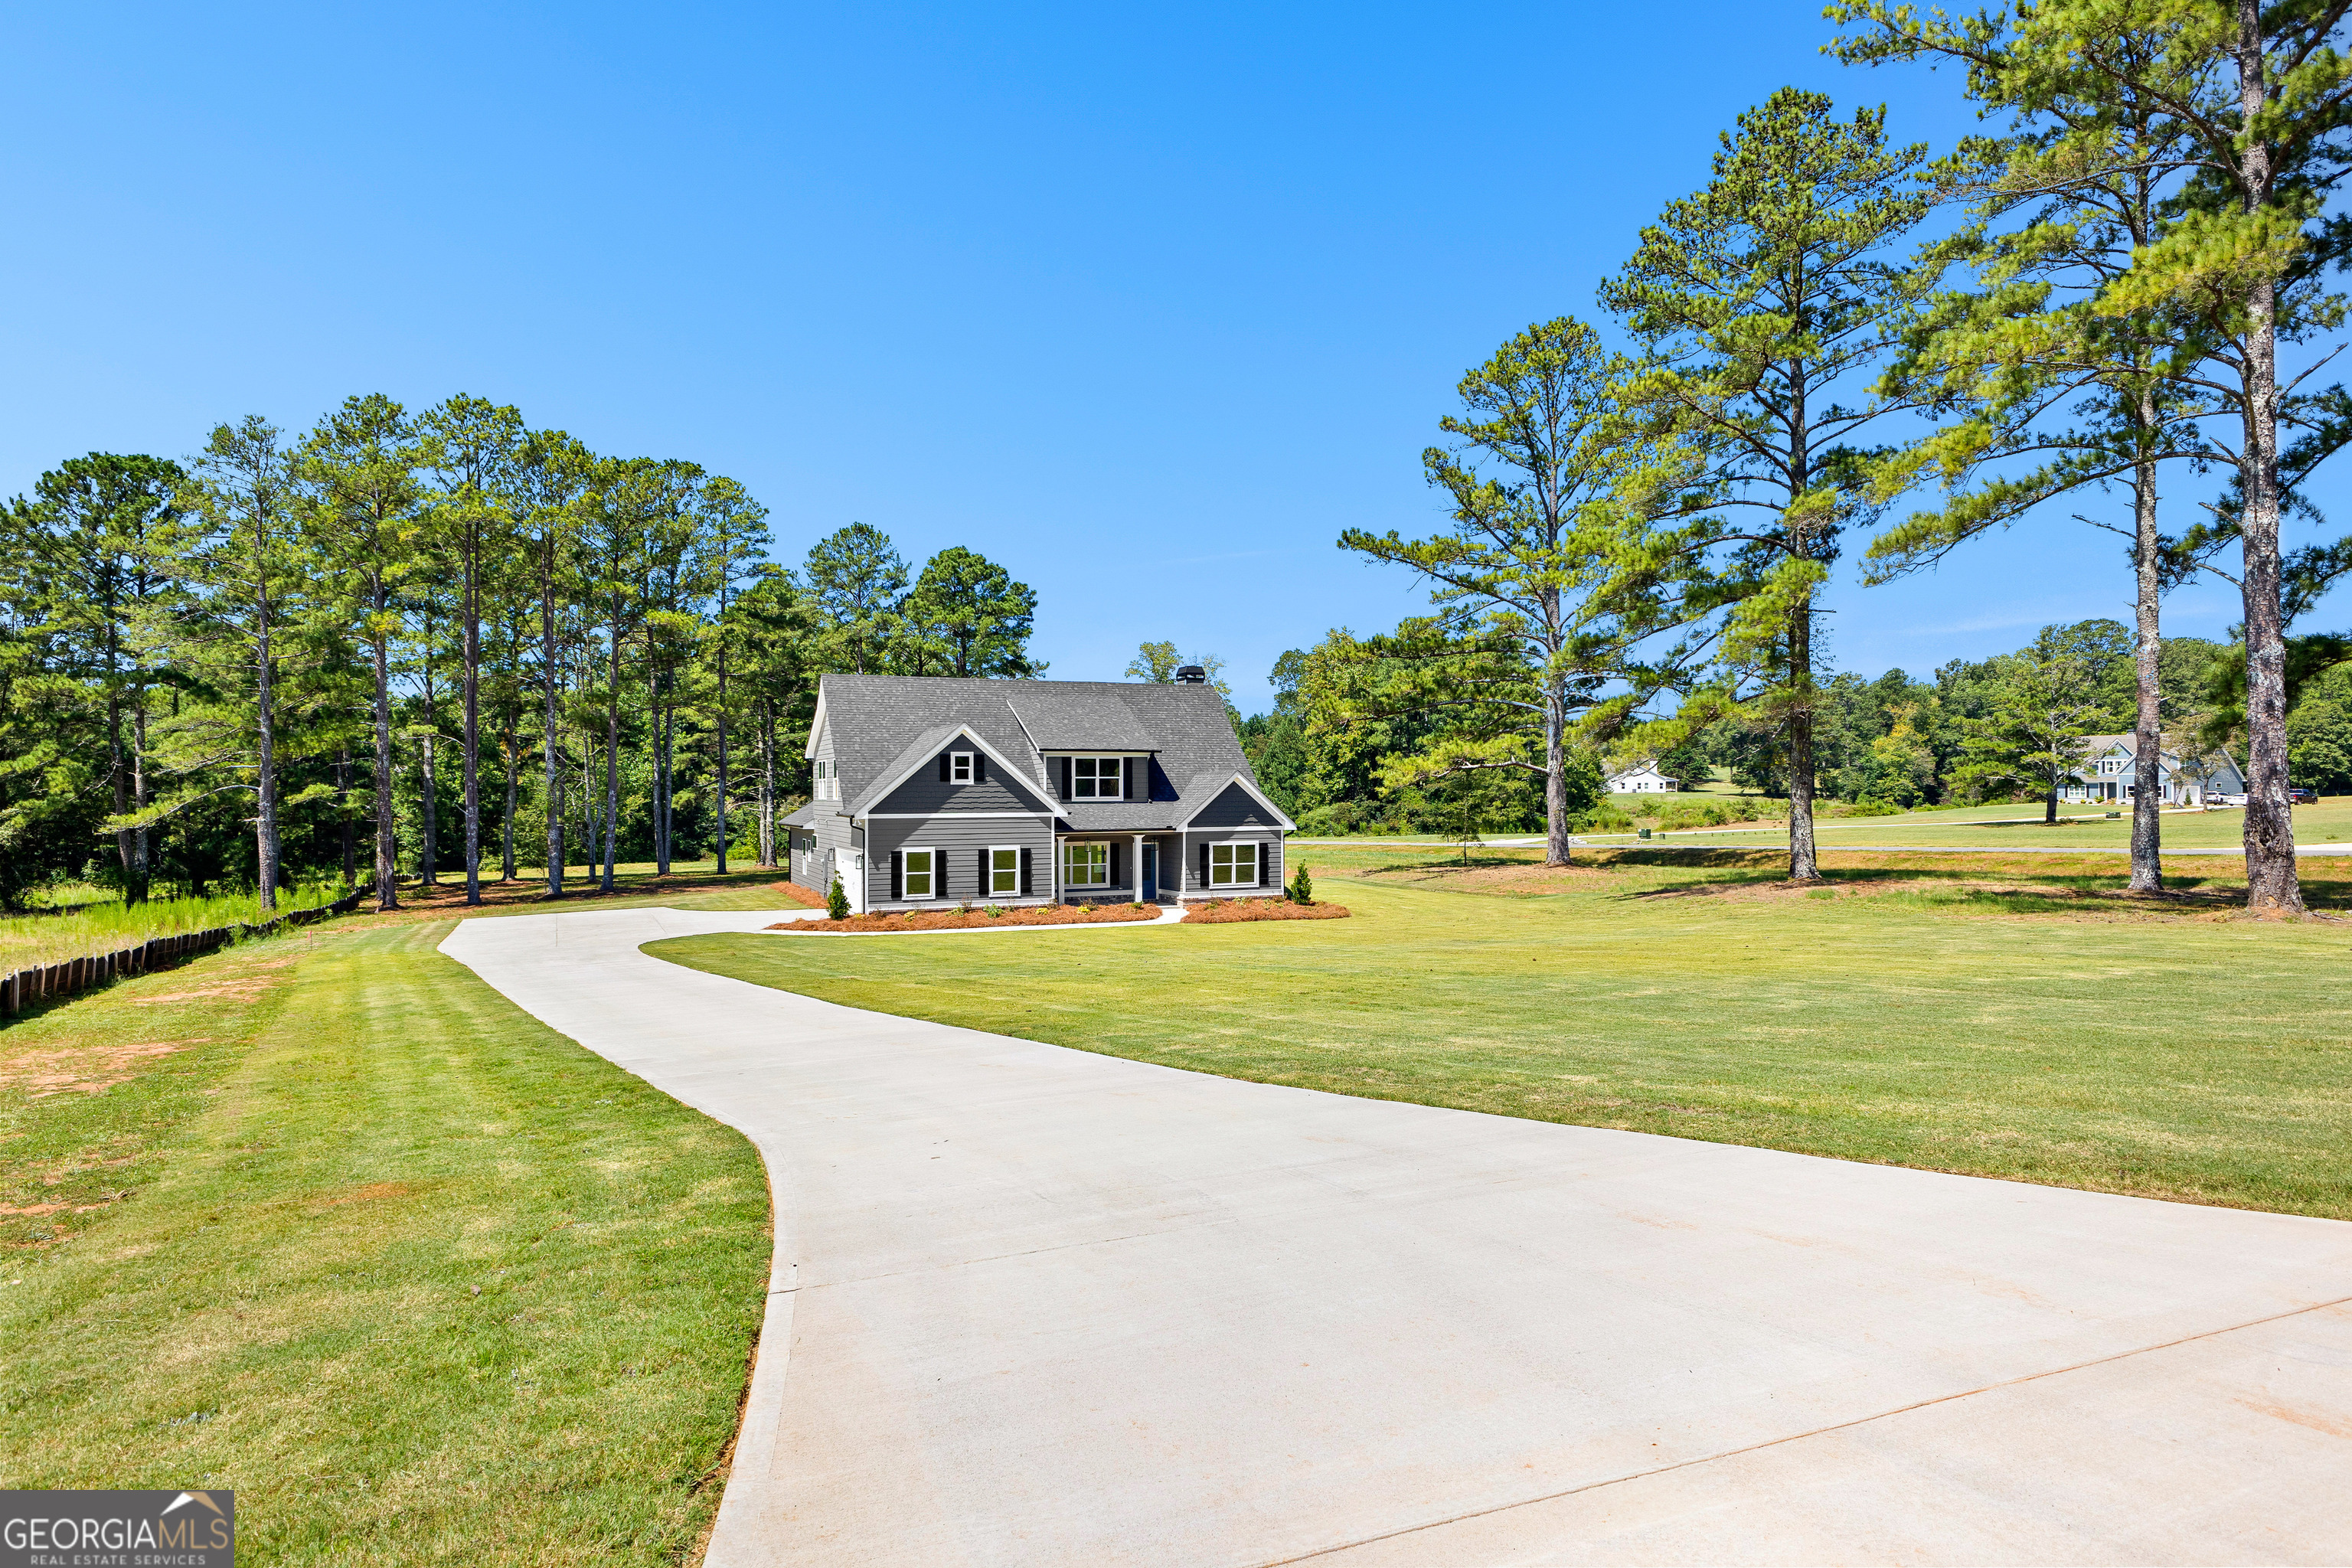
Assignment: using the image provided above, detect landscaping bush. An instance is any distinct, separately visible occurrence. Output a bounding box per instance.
[1288,862,1315,905]
[825,876,850,920]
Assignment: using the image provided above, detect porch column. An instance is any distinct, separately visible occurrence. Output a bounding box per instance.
[1132,833,1145,901]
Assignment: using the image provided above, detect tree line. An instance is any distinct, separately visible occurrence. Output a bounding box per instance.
[1263,5,2352,913]
[0,395,1040,910]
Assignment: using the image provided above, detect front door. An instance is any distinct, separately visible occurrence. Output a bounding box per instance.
[1142,843,1158,902]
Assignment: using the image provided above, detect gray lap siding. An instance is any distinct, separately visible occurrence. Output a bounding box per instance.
[1181,782,1285,899]
[864,815,1055,908]
[794,812,854,896]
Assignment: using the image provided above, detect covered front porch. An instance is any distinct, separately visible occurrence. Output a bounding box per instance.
[1055,832,1178,904]
[1054,831,1278,903]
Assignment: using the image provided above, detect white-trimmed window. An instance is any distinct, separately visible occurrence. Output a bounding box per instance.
[949,751,974,783]
[1071,756,1124,799]
[815,760,837,799]
[1063,841,1109,887]
[1210,842,1259,887]
[988,846,1020,897]
[903,847,937,900]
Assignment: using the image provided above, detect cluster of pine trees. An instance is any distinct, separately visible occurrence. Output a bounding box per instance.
[1261,6,2352,911]
[0,395,1040,911]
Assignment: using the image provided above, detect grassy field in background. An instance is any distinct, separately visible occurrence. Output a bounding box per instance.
[0,890,792,1563]
[652,845,2352,1220]
[0,884,350,972]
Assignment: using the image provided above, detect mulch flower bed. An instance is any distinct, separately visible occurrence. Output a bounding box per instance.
[768,880,830,910]
[768,902,1164,934]
[1184,897,1351,923]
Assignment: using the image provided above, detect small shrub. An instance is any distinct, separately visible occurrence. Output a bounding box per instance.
[825,877,850,920]
[1288,863,1314,905]
[983,903,1007,918]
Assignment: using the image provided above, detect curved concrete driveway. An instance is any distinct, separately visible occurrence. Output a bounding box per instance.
[440,907,2352,1566]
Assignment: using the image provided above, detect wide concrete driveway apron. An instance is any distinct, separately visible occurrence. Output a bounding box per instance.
[441,907,2352,1566]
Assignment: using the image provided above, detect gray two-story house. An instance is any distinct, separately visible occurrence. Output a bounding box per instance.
[780,671,1295,913]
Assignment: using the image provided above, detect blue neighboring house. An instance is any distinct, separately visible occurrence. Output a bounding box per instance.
[781,670,1295,913]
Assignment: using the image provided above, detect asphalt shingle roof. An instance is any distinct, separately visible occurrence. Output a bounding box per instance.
[815,675,1275,831]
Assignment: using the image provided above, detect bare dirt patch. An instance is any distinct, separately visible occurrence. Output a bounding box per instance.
[0,1040,192,1096]
[772,902,1162,934]
[304,1180,416,1212]
[1184,899,1351,923]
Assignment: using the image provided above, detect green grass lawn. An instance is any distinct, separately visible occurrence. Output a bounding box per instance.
[649,849,2352,1221]
[0,910,776,1563]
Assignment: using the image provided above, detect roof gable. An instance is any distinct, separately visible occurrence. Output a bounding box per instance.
[810,675,1256,825]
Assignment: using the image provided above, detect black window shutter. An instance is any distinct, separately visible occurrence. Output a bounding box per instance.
[1110,841,1122,887]
[977,848,987,893]
[1059,757,1070,799]
[974,753,986,783]
[1021,846,1031,896]
[1259,841,1269,886]
[1200,843,1210,887]
[938,753,950,782]
[890,850,903,900]
[1122,757,1134,799]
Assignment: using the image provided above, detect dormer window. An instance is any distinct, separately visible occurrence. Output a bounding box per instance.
[1071,756,1125,799]
[949,752,973,784]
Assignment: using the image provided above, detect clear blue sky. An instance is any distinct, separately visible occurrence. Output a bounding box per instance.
[4,3,2342,713]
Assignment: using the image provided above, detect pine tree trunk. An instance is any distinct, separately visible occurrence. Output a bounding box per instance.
[107,684,130,890]
[462,546,482,906]
[337,748,356,887]
[420,730,438,889]
[1786,598,1820,881]
[130,701,149,905]
[2128,447,2165,894]
[2236,0,2303,914]
[715,657,730,876]
[501,726,518,883]
[542,554,564,900]
[1544,681,1571,867]
[758,697,775,868]
[374,629,400,910]
[253,590,280,914]
[603,619,622,892]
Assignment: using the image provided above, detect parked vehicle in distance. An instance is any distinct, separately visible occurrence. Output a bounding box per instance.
[2212,792,2248,807]
[2289,787,2320,805]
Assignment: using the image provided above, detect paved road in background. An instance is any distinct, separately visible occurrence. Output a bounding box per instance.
[443,907,2352,1566]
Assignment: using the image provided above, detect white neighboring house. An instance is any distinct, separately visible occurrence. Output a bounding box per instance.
[2061,734,2245,807]
[1606,760,1681,794]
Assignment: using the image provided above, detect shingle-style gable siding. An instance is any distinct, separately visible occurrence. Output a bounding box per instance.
[874,741,1050,815]
[1191,780,1281,829]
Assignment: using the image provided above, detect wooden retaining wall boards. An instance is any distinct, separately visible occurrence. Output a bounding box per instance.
[0,885,373,1019]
